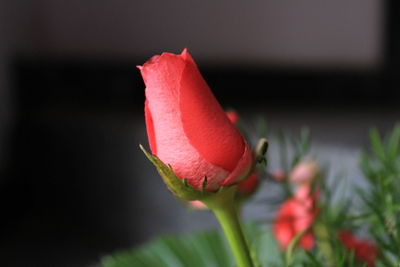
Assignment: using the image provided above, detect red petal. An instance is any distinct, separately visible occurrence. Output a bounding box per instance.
[179,51,245,172]
[144,100,157,154]
[219,143,253,186]
[274,197,316,251]
[300,232,315,250]
[237,172,259,195]
[274,199,297,250]
[338,230,377,266]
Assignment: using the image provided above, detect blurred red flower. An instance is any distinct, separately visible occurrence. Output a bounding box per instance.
[273,185,318,250]
[338,230,378,266]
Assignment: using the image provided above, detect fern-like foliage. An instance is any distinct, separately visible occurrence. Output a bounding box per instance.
[100,224,283,267]
[101,123,400,267]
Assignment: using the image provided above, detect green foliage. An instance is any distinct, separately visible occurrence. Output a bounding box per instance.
[274,127,311,174]
[100,224,283,267]
[109,123,400,267]
[358,125,400,265]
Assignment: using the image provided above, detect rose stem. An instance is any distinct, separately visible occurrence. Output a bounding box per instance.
[204,187,254,267]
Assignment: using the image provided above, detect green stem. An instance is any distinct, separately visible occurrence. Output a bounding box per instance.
[204,187,254,267]
[314,223,335,267]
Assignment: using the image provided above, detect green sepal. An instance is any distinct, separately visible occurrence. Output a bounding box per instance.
[140,145,211,200]
[202,177,208,193]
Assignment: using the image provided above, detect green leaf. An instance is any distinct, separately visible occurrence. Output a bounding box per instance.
[369,128,385,162]
[100,224,285,267]
[387,124,400,160]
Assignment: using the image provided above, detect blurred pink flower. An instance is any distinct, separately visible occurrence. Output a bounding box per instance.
[289,161,318,184]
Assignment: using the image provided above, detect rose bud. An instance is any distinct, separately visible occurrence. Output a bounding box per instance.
[338,230,378,266]
[273,187,318,250]
[186,110,258,209]
[138,49,253,195]
[237,172,259,196]
[289,160,318,185]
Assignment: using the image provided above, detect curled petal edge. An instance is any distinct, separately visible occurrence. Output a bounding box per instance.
[219,142,253,187]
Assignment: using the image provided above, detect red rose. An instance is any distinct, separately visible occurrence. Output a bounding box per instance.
[139,49,253,192]
[273,185,318,250]
[338,230,378,266]
[224,110,259,196]
[237,172,259,195]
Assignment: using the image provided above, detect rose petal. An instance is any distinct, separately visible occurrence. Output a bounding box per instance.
[180,50,245,172]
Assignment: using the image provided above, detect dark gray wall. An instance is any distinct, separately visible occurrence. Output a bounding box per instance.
[3,0,383,65]
[0,0,384,172]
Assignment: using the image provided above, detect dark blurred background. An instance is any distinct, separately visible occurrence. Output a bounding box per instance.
[0,0,399,266]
